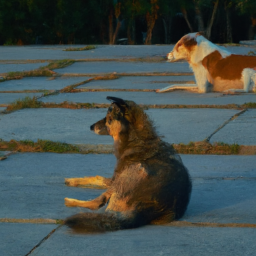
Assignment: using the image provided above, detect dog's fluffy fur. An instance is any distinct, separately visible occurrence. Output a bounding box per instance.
[157,32,256,93]
[64,97,191,232]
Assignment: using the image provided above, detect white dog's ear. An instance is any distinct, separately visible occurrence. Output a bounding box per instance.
[196,31,205,37]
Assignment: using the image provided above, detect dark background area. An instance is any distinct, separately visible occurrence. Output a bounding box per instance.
[0,0,255,45]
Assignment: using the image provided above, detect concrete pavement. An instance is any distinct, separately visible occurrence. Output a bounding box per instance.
[0,44,255,256]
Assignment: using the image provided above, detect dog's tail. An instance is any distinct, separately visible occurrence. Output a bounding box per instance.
[64,212,143,233]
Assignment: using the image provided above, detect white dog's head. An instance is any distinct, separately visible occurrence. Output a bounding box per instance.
[167,32,202,62]
[167,32,230,64]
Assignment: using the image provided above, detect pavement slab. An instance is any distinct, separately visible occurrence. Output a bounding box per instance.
[0,153,114,219]
[31,225,256,256]
[0,108,240,144]
[1,44,256,256]
[55,61,192,75]
[0,92,43,105]
[78,76,195,90]
[0,153,255,224]
[0,223,56,256]
[0,45,254,61]
[0,77,91,92]
[0,63,48,74]
[210,109,256,145]
[40,91,256,105]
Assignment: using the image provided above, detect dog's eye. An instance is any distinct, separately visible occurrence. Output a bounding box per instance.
[108,118,112,124]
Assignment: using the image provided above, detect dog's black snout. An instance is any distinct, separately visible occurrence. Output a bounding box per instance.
[90,124,95,131]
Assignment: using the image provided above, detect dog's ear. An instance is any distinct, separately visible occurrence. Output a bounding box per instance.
[107,96,127,107]
[196,31,205,37]
[106,96,128,113]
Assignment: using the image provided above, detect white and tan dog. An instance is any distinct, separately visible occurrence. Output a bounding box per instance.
[157,32,256,93]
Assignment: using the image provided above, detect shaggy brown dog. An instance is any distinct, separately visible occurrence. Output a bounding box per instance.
[64,97,191,232]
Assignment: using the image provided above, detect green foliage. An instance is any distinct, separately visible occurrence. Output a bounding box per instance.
[235,0,256,15]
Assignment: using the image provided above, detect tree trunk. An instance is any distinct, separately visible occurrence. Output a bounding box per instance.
[162,18,167,44]
[194,1,205,32]
[127,19,136,45]
[108,9,114,45]
[145,10,157,45]
[112,19,121,44]
[248,17,256,40]
[181,8,193,32]
[162,16,172,44]
[205,0,219,40]
[225,7,233,43]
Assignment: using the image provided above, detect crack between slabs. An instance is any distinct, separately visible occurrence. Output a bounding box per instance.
[205,109,247,142]
[24,224,62,256]
[206,108,247,142]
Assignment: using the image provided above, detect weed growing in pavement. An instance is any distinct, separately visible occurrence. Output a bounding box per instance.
[6,96,41,112]
[174,141,241,155]
[63,46,96,51]
[0,139,79,153]
[213,142,240,154]
[37,140,80,153]
[3,59,75,81]
[93,73,119,80]
[44,59,75,70]
[243,102,256,108]
[6,69,53,80]
[248,50,256,56]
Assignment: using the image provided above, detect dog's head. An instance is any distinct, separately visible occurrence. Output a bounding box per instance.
[90,97,128,137]
[90,96,155,141]
[167,32,204,62]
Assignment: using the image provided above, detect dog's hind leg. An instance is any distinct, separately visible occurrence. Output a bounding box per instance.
[156,84,198,93]
[65,176,111,189]
[225,68,256,93]
[65,191,112,210]
[241,68,256,92]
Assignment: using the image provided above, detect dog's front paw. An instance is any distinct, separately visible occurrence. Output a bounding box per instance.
[65,178,77,187]
[65,198,77,207]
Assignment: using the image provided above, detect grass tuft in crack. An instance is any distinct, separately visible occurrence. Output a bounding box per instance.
[3,59,75,81]
[44,59,75,70]
[0,139,79,153]
[6,96,41,112]
[248,50,256,56]
[63,46,96,51]
[37,140,79,153]
[174,141,241,155]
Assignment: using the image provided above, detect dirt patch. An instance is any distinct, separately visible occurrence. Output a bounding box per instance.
[239,145,256,155]
[74,88,156,92]
[168,221,256,228]
[0,218,57,224]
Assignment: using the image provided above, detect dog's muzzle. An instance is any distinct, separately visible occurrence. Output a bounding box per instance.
[166,51,175,62]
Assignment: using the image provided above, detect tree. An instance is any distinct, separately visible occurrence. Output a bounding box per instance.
[235,0,256,40]
[0,0,31,44]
